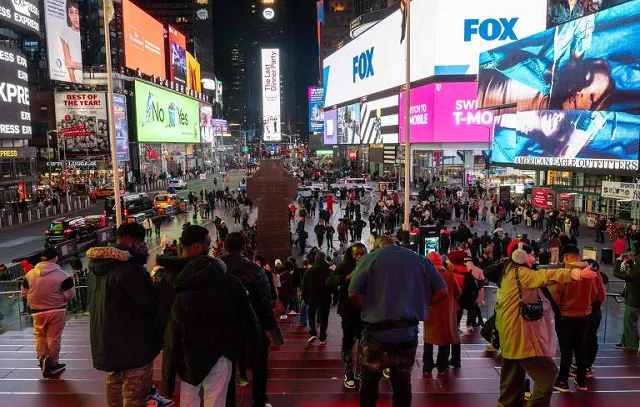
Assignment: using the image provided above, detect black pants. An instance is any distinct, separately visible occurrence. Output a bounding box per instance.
[145,228,152,237]
[556,316,589,383]
[423,343,461,371]
[498,357,556,407]
[467,304,484,327]
[586,306,602,368]
[226,330,270,407]
[308,303,330,341]
[154,224,161,237]
[341,316,362,375]
[359,335,417,407]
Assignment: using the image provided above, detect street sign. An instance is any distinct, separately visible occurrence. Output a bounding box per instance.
[199,173,206,180]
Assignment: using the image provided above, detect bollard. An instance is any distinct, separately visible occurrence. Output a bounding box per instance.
[37,209,41,219]
[8,216,12,227]
[28,211,32,222]
[18,213,22,224]
[53,206,57,215]
[86,198,90,207]
[45,207,50,217]
[0,217,3,228]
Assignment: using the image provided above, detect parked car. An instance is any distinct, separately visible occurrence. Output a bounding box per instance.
[153,194,180,212]
[45,216,102,244]
[168,178,187,189]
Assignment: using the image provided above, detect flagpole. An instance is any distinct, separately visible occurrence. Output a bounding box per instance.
[402,0,411,235]
[102,0,122,227]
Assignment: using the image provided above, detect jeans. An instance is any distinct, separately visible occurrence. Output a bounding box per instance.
[341,316,362,375]
[299,301,308,326]
[181,357,232,407]
[32,309,66,365]
[308,303,330,341]
[556,316,589,383]
[498,357,556,407]
[107,363,153,407]
[423,343,461,371]
[359,334,417,407]
[621,305,640,350]
[586,306,602,368]
[226,331,270,407]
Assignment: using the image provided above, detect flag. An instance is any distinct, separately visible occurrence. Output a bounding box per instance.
[105,0,115,24]
[400,0,407,44]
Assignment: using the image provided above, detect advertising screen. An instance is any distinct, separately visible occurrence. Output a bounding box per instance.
[200,103,213,142]
[216,80,224,106]
[122,0,166,78]
[262,48,281,142]
[134,80,200,143]
[112,94,130,162]
[167,25,187,87]
[309,86,325,133]
[0,45,31,139]
[491,111,640,171]
[323,0,547,107]
[212,119,229,137]
[601,181,640,200]
[55,92,108,155]
[323,109,338,145]
[548,0,632,28]
[360,94,399,144]
[478,0,640,114]
[44,0,83,84]
[0,0,40,37]
[399,82,493,143]
[532,189,556,209]
[337,103,361,145]
[186,51,201,92]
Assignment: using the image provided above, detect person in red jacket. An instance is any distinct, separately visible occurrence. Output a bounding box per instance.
[613,234,628,258]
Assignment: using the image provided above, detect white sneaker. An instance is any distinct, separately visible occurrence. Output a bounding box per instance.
[279,314,288,320]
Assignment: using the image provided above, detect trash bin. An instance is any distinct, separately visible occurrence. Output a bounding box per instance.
[601,247,613,265]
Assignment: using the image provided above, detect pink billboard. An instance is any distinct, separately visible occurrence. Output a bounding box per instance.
[399,82,494,143]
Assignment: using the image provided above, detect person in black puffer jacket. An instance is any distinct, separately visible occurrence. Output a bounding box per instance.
[221,232,276,407]
[162,255,257,405]
[326,243,368,389]
[86,223,162,407]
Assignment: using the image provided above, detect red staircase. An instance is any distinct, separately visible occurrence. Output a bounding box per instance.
[0,314,639,406]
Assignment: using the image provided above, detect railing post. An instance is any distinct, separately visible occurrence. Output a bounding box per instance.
[17,213,22,224]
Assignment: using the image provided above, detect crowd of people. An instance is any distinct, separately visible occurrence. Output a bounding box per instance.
[10,164,640,407]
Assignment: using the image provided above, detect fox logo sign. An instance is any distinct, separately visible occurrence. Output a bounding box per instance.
[352,47,375,83]
[463,18,518,42]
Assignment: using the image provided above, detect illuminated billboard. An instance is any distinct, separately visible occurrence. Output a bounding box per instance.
[45,0,83,84]
[309,86,324,133]
[167,25,187,87]
[261,48,281,142]
[0,0,40,37]
[0,45,31,139]
[399,82,493,143]
[360,95,398,144]
[548,0,633,28]
[134,80,200,143]
[491,111,640,172]
[55,92,108,155]
[478,0,640,114]
[186,51,201,92]
[122,0,166,78]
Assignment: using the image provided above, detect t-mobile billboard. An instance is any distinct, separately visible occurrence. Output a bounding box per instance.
[399,82,494,143]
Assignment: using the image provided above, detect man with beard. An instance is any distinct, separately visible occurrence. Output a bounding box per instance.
[326,243,368,389]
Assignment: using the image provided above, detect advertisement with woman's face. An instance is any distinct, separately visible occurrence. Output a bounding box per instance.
[491,110,640,172]
[547,0,632,28]
[478,0,640,115]
[45,0,83,84]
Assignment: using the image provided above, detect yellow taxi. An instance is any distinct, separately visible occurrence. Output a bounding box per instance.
[153,194,179,212]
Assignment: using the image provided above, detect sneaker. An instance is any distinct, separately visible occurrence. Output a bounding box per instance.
[485,344,498,352]
[437,366,449,375]
[586,367,594,378]
[287,310,298,315]
[422,366,433,375]
[149,387,174,407]
[48,363,66,376]
[319,338,328,345]
[575,378,588,391]
[382,368,391,380]
[615,343,627,349]
[279,314,288,320]
[236,377,249,387]
[308,335,317,344]
[524,378,531,401]
[554,380,570,392]
[344,374,356,389]
[41,356,51,378]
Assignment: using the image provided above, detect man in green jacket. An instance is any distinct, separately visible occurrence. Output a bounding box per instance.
[613,251,640,351]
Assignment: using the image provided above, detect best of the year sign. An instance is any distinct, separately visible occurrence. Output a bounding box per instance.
[0,45,32,139]
[601,181,640,201]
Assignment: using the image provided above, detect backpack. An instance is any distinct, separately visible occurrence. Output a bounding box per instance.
[453,270,480,310]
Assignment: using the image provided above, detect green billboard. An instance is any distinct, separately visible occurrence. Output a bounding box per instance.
[134,80,200,143]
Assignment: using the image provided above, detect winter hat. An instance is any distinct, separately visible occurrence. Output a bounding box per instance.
[427,252,445,270]
[510,242,533,265]
[447,250,467,266]
[275,259,283,267]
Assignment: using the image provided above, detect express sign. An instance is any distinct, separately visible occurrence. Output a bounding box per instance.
[0,45,31,139]
[0,0,41,37]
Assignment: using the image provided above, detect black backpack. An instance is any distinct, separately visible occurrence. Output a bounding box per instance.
[453,270,481,311]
